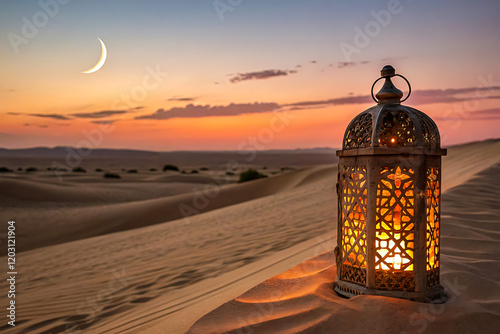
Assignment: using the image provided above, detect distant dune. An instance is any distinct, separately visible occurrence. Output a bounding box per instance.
[0,147,338,170]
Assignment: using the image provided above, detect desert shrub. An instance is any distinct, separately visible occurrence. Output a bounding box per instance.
[281,167,295,171]
[0,167,13,173]
[72,167,86,173]
[104,172,121,179]
[200,167,209,171]
[262,166,267,170]
[225,171,235,176]
[190,170,199,174]
[181,170,187,174]
[95,168,103,172]
[17,167,23,171]
[238,169,268,183]
[149,168,157,172]
[47,167,52,171]
[163,164,179,172]
[127,169,138,173]
[26,167,37,172]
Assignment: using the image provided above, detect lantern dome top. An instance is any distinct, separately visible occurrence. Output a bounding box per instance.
[340,66,446,156]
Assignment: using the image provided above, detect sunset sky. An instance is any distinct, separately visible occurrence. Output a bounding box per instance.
[1,0,499,150]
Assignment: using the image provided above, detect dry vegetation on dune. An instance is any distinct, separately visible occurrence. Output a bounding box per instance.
[0,140,497,334]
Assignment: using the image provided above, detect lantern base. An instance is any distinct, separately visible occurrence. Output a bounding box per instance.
[334,280,447,303]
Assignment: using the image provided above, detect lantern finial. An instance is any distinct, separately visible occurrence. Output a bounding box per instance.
[375,65,403,104]
[380,65,396,77]
[371,65,412,104]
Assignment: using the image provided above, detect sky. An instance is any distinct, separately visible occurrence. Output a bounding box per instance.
[1,0,499,151]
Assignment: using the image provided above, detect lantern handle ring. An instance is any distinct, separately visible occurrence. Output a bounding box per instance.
[371,74,412,103]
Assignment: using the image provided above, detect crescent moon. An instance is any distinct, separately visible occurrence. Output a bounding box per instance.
[82,38,107,74]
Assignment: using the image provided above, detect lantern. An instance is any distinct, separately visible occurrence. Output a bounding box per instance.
[334,65,447,303]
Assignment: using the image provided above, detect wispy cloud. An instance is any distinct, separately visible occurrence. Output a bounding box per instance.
[435,108,500,121]
[286,86,500,108]
[229,69,297,83]
[474,108,500,115]
[167,96,196,102]
[337,60,369,68]
[285,95,372,108]
[91,120,116,125]
[135,102,281,120]
[20,113,71,120]
[71,110,127,119]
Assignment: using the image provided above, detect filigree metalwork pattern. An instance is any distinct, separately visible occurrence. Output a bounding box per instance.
[378,110,416,147]
[341,265,366,285]
[419,113,439,147]
[343,113,372,149]
[340,166,367,284]
[426,167,440,287]
[375,166,415,291]
[375,270,415,291]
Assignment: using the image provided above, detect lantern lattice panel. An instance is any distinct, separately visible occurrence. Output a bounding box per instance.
[419,113,439,147]
[426,167,440,288]
[375,166,415,291]
[340,165,368,285]
[379,110,416,147]
[343,113,372,149]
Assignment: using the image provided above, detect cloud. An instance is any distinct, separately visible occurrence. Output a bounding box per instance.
[435,108,500,121]
[474,108,500,115]
[286,86,500,108]
[91,120,115,125]
[337,62,356,68]
[285,95,372,108]
[167,96,195,102]
[8,112,71,120]
[337,61,370,68]
[409,87,500,104]
[229,69,295,83]
[135,102,281,120]
[29,113,71,120]
[71,110,127,119]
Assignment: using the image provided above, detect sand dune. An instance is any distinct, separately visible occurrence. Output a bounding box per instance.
[1,165,334,251]
[0,140,498,334]
[187,163,500,334]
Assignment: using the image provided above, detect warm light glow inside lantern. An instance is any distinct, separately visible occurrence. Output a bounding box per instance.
[334,65,446,303]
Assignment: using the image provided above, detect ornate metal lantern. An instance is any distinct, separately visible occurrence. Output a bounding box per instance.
[334,65,447,302]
